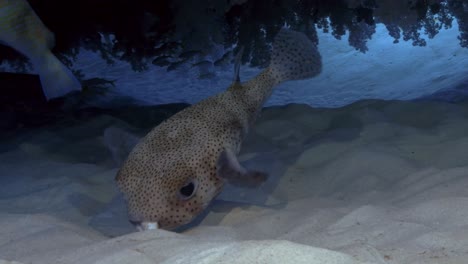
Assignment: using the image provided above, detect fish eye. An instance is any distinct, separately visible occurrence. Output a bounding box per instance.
[178,180,197,200]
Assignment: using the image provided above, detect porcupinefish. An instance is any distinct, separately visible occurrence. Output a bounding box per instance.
[116,29,322,231]
[0,0,81,100]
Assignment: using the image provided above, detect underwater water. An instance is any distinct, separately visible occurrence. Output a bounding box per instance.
[68,21,468,108]
[2,1,468,263]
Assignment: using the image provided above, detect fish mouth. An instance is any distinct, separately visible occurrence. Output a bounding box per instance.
[135,221,159,231]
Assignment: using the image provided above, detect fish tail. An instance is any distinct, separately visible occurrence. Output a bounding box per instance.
[0,0,54,50]
[268,29,322,84]
[0,0,79,100]
[32,51,82,100]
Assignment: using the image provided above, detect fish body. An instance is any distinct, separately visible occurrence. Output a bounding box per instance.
[116,29,322,231]
[166,59,188,72]
[198,72,216,79]
[214,50,233,66]
[191,60,213,68]
[0,0,81,100]
[178,50,202,59]
[152,56,172,67]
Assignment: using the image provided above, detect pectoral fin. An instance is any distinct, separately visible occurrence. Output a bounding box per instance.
[216,149,268,188]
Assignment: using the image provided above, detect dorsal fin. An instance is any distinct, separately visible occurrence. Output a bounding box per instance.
[233,46,244,84]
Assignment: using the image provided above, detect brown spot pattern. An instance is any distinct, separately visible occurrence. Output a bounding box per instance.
[115,29,322,230]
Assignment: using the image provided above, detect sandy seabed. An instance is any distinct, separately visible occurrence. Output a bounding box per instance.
[1,99,468,264]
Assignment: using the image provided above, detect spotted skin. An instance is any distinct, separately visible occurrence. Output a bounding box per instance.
[116,29,322,230]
